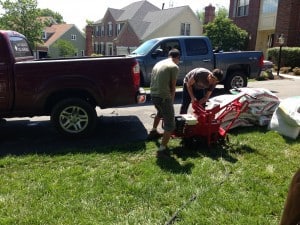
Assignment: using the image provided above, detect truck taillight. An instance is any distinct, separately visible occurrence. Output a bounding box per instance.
[132,61,140,88]
[259,55,264,68]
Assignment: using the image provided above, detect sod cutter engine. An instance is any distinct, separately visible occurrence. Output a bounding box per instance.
[172,92,254,147]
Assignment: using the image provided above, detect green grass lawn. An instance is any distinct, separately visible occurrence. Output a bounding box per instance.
[0,126,299,225]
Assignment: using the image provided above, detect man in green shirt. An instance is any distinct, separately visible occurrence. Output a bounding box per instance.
[148,48,180,158]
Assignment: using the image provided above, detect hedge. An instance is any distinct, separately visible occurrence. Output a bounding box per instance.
[267,47,300,69]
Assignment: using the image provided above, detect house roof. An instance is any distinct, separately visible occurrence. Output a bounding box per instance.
[117,1,160,21]
[94,0,195,40]
[95,1,159,23]
[138,6,191,39]
[43,24,74,47]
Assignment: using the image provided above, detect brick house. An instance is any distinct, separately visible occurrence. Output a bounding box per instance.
[229,0,300,56]
[85,0,202,56]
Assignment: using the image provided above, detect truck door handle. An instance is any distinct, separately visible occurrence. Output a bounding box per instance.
[249,57,257,60]
[203,59,211,62]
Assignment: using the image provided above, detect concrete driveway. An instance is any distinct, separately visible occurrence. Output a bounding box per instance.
[1,74,300,155]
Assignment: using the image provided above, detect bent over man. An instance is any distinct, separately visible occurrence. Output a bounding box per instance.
[180,68,223,114]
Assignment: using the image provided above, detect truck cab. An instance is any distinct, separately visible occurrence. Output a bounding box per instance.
[0,31,34,113]
[130,36,215,86]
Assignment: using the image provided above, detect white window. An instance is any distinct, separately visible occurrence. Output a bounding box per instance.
[42,31,47,40]
[94,41,102,54]
[262,0,278,14]
[116,24,121,35]
[95,26,100,36]
[71,34,77,40]
[237,0,249,17]
[116,23,124,36]
[108,22,113,36]
[107,43,113,55]
[101,25,105,36]
[180,23,190,36]
[100,42,105,55]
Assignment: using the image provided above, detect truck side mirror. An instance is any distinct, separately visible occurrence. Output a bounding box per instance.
[151,49,164,58]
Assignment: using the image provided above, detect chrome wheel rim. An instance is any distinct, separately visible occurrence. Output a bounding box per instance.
[59,106,89,133]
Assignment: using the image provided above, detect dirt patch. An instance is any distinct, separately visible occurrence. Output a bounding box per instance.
[257,71,298,81]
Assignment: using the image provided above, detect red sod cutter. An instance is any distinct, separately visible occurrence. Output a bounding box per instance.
[173,92,253,146]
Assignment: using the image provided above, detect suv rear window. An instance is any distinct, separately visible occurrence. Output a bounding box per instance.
[185,39,208,56]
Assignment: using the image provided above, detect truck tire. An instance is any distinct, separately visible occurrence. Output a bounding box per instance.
[51,98,97,137]
[224,71,248,91]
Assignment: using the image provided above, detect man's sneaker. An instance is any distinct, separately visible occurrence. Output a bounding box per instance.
[156,150,171,159]
[147,130,163,140]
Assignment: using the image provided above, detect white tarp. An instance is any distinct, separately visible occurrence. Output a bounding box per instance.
[208,87,280,129]
[208,88,300,139]
[269,96,300,139]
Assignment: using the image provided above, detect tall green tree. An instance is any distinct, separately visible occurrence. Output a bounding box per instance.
[0,0,43,48]
[204,15,248,51]
[196,9,204,23]
[38,8,64,24]
[196,6,228,24]
[216,6,228,18]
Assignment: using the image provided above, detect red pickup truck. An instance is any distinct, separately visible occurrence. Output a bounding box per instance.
[0,30,146,137]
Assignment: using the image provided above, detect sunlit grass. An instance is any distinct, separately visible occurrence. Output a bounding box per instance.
[0,126,299,225]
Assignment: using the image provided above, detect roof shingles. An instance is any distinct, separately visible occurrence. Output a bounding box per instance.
[43,24,73,46]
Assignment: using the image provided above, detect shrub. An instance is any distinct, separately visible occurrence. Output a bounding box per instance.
[280,67,291,74]
[292,67,300,76]
[267,47,300,68]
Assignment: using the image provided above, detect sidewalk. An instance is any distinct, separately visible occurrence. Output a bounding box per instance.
[275,73,300,80]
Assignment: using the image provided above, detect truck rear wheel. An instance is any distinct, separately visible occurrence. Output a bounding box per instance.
[51,98,97,137]
[224,71,247,91]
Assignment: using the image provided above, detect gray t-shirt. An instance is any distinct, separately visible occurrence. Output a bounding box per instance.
[183,68,215,91]
[150,58,179,99]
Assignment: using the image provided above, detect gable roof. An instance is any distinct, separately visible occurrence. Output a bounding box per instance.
[43,24,74,47]
[137,6,191,39]
[117,1,160,21]
[42,24,86,47]
[107,8,124,21]
[95,1,159,24]
[94,1,197,40]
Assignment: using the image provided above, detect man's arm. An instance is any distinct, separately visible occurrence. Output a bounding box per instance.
[186,77,197,102]
[198,90,213,105]
[170,78,177,101]
[280,169,300,225]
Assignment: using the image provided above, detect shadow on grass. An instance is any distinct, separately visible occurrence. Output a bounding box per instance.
[171,139,242,164]
[156,154,195,174]
[164,127,261,166]
[0,115,148,157]
[153,136,255,174]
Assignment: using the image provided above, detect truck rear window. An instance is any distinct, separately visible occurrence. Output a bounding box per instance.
[9,36,33,57]
[185,39,208,56]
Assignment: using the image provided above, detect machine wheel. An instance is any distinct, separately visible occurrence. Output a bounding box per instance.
[181,137,194,149]
[51,98,97,137]
[224,71,247,91]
